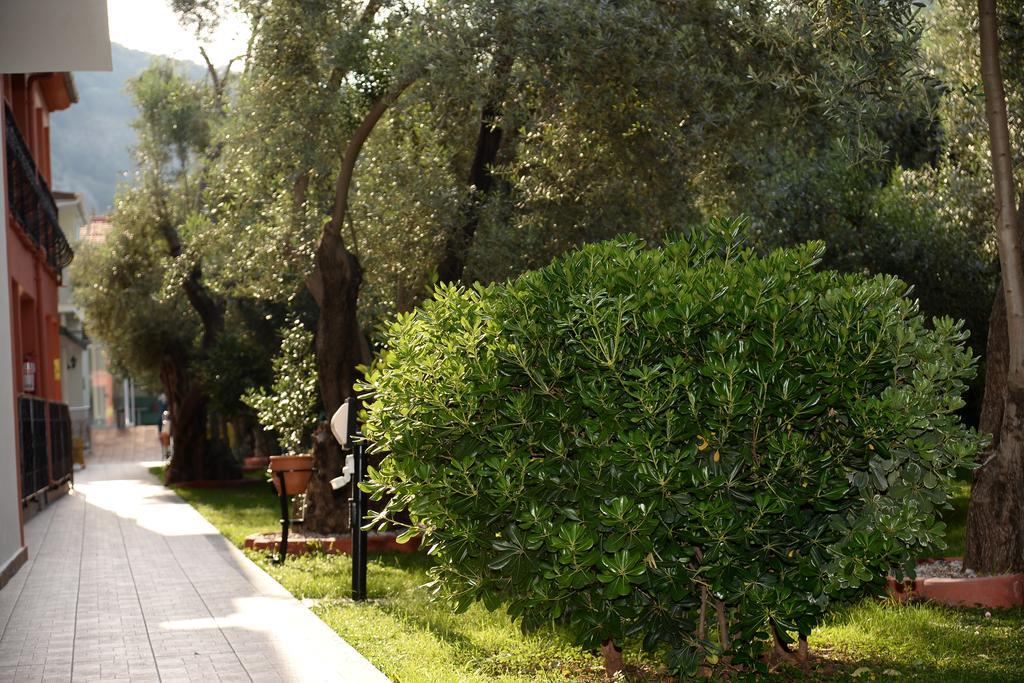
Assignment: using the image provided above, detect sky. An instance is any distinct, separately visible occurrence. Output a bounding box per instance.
[106,0,249,67]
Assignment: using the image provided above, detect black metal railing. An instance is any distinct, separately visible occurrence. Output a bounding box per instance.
[18,397,49,499]
[18,397,73,500]
[4,104,73,274]
[49,402,73,485]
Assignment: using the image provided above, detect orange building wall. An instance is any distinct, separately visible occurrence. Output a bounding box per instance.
[3,73,63,405]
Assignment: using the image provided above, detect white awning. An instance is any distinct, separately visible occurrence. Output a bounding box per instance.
[0,0,112,73]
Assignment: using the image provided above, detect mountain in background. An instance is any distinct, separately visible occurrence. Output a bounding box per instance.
[50,43,205,214]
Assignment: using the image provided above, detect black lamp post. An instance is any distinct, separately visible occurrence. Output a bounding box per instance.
[330,397,368,601]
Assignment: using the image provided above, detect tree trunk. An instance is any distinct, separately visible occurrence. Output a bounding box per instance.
[300,78,415,533]
[964,387,1024,573]
[977,7,1024,367]
[965,226,1024,573]
[155,198,229,482]
[161,350,238,483]
[979,287,1008,442]
[600,638,623,679]
[436,45,513,285]
[964,0,1024,573]
[302,232,366,533]
[436,102,505,284]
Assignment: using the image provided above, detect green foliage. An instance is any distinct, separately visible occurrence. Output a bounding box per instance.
[353,111,463,326]
[361,220,981,673]
[421,0,936,285]
[71,186,198,389]
[204,0,937,326]
[744,140,998,345]
[242,319,319,453]
[128,60,213,171]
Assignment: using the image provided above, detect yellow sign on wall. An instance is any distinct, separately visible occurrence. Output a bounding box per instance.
[53,357,61,382]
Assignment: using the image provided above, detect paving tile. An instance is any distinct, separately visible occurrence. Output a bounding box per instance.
[0,429,390,682]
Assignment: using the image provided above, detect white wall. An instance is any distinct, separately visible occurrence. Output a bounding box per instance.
[0,105,26,577]
[60,335,86,407]
[0,0,111,73]
[57,194,92,421]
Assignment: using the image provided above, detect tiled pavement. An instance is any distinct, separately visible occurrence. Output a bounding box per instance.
[0,429,390,682]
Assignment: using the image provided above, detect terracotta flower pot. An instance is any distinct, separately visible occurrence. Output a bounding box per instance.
[268,455,314,495]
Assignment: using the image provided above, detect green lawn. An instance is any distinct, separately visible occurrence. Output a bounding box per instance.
[152,468,1023,682]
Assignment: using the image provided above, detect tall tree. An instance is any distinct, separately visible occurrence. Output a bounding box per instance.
[132,62,240,482]
[202,0,424,531]
[964,0,1024,573]
[75,61,262,482]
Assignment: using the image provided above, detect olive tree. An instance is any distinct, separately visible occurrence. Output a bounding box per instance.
[75,60,279,481]
[197,0,934,531]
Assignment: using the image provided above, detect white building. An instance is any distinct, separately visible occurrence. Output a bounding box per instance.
[55,191,92,450]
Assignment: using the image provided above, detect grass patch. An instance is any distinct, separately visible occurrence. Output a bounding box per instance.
[174,485,277,547]
[811,600,1024,682]
[269,552,655,682]
[160,474,1022,682]
[148,462,268,481]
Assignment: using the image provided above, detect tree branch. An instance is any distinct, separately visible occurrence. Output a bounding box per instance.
[153,182,223,350]
[715,599,731,651]
[359,0,385,26]
[322,0,386,93]
[198,45,220,93]
[325,74,418,243]
[243,9,262,79]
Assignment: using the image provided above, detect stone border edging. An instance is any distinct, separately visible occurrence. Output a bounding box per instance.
[244,531,421,556]
[172,478,268,489]
[887,557,1024,609]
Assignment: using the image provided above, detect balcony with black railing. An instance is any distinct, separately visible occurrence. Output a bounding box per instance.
[4,104,73,275]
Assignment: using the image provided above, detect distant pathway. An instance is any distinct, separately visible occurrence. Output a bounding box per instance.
[0,428,389,682]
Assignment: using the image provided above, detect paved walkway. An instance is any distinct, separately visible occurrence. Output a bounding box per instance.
[0,429,389,682]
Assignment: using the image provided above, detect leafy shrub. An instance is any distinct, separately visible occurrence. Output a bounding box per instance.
[242,318,318,453]
[360,220,980,673]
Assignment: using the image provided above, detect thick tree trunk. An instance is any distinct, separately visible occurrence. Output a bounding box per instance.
[299,78,415,533]
[978,0,1024,366]
[964,387,1024,573]
[966,242,1024,571]
[155,201,230,482]
[979,287,1008,443]
[302,232,366,533]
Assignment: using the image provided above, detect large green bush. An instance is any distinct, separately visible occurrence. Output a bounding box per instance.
[360,221,980,673]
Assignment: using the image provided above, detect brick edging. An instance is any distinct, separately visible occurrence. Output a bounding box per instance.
[244,531,421,556]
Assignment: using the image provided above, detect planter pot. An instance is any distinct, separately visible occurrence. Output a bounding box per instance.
[242,455,270,473]
[887,557,1024,609]
[268,455,314,496]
